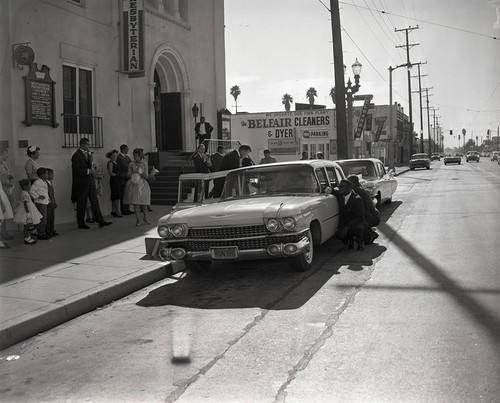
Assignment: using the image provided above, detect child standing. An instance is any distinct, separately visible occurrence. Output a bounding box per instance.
[29,167,51,240]
[0,186,14,248]
[46,168,59,236]
[14,179,42,244]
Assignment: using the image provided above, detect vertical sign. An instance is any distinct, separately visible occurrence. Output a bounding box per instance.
[375,117,387,141]
[121,0,145,77]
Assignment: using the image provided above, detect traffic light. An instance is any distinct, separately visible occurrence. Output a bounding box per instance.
[487,129,490,139]
[450,130,453,135]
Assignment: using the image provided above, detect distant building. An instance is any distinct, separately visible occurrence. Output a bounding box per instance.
[1,0,226,222]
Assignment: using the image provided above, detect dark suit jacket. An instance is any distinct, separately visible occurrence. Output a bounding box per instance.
[116,153,132,184]
[219,150,241,171]
[71,149,92,203]
[195,121,214,137]
[210,152,224,172]
[353,184,380,227]
[241,156,254,167]
[193,152,211,173]
[339,191,365,229]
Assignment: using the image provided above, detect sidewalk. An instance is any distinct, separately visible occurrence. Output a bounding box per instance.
[0,205,183,351]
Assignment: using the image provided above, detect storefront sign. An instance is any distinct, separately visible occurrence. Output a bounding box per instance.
[23,63,58,127]
[121,0,145,77]
[374,117,387,141]
[355,98,372,138]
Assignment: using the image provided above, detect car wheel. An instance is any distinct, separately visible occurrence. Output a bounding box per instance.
[186,260,212,274]
[444,162,447,165]
[458,161,461,164]
[289,230,313,272]
[426,166,430,170]
[410,167,415,171]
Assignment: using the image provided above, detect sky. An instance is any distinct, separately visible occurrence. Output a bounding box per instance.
[224,0,500,149]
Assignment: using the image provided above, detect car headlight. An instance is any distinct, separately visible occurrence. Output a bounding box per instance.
[266,218,280,232]
[158,225,169,238]
[170,224,187,238]
[282,217,296,231]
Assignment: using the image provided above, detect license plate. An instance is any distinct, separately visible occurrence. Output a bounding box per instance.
[210,247,238,259]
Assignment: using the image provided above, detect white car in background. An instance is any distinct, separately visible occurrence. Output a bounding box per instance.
[335,158,397,206]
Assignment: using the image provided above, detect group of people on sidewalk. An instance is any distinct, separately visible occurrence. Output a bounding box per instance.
[1,145,59,247]
[0,139,158,249]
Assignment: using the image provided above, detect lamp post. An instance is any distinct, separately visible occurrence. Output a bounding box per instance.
[389,63,411,166]
[191,103,199,124]
[346,58,362,158]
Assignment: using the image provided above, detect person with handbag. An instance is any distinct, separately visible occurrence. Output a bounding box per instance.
[14,179,42,244]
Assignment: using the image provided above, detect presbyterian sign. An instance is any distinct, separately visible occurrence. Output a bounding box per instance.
[121,0,145,77]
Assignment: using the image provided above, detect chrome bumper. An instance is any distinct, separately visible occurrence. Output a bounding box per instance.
[145,235,310,262]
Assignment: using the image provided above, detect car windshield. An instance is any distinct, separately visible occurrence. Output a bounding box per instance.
[336,160,377,180]
[220,165,320,200]
[411,154,428,159]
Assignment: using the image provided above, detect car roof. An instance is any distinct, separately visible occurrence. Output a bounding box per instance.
[335,158,382,164]
[229,159,343,173]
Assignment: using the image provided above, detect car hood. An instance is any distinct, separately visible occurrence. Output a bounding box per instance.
[159,196,321,227]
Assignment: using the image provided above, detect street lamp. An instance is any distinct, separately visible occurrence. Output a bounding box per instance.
[191,103,199,124]
[346,58,362,158]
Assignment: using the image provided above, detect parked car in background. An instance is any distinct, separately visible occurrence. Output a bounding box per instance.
[444,154,462,165]
[491,151,499,161]
[409,153,431,170]
[335,158,397,206]
[466,151,480,162]
[430,153,441,161]
[145,160,346,272]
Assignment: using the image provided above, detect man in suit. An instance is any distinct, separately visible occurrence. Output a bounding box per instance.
[212,144,252,197]
[116,144,132,214]
[71,138,112,229]
[210,145,225,172]
[335,179,365,250]
[194,116,214,145]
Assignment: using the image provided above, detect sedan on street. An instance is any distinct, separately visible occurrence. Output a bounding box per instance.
[466,151,480,162]
[430,153,441,161]
[444,155,462,165]
[335,158,397,206]
[491,151,499,161]
[145,160,346,272]
[409,153,431,170]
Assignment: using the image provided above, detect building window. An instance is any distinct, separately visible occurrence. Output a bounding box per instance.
[68,0,84,7]
[62,65,103,147]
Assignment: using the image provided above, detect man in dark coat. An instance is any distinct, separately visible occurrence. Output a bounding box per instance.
[212,145,252,197]
[210,145,225,172]
[71,138,111,229]
[348,175,380,244]
[116,144,132,214]
[335,179,365,250]
[194,116,214,145]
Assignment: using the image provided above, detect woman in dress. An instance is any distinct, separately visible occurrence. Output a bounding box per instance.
[123,148,151,226]
[106,149,122,217]
[25,146,41,183]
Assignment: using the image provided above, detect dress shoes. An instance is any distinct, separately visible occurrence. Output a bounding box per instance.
[111,212,123,218]
[99,221,112,228]
[78,225,90,229]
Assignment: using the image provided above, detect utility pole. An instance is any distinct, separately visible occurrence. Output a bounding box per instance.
[396,25,419,159]
[423,87,433,155]
[411,62,427,153]
[432,108,439,153]
[330,0,347,159]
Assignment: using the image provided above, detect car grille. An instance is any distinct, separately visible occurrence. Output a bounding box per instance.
[188,225,268,239]
[188,234,303,252]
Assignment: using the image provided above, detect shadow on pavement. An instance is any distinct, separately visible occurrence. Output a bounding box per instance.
[376,221,500,347]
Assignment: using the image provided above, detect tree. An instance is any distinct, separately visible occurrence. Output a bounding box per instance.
[329,87,336,104]
[230,85,241,113]
[306,87,317,105]
[282,94,293,111]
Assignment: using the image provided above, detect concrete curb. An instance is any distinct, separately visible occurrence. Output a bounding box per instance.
[0,260,185,351]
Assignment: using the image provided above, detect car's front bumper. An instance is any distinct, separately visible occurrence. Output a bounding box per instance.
[145,232,311,261]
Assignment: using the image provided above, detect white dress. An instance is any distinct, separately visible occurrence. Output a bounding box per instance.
[0,186,13,220]
[14,190,42,225]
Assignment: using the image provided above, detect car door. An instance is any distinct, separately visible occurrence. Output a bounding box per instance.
[315,167,340,242]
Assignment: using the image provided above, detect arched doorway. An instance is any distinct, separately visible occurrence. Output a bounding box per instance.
[151,45,190,151]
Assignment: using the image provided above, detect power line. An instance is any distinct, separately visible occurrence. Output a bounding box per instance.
[339,1,500,40]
